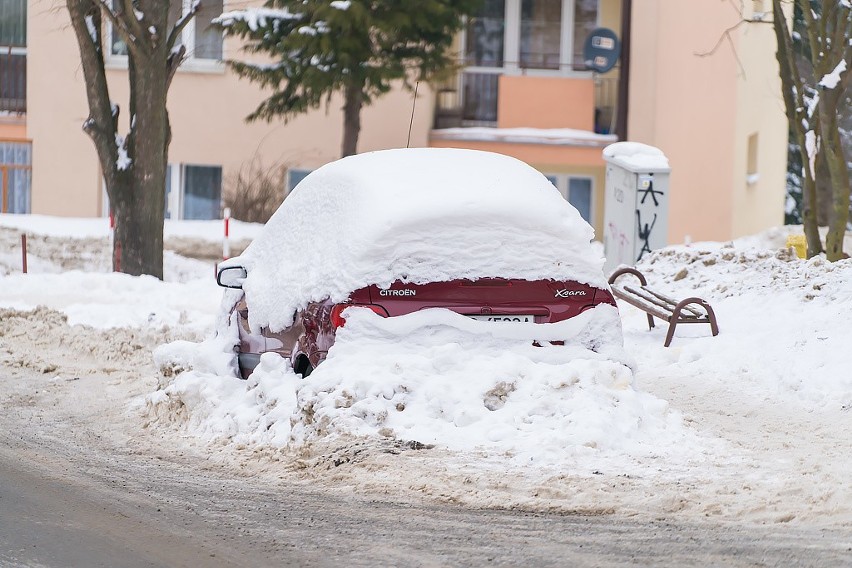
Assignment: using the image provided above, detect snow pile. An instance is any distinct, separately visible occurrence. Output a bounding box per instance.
[0,214,250,330]
[0,213,262,241]
[603,142,670,171]
[148,305,716,469]
[638,243,852,302]
[0,270,220,331]
[230,148,606,332]
[624,242,852,407]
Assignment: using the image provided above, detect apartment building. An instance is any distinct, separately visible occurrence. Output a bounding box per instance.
[3,0,433,220]
[1,0,786,244]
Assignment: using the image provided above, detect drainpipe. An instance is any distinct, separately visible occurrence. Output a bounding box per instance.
[616,0,632,141]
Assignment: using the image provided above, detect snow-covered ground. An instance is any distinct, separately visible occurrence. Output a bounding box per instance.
[2,213,851,529]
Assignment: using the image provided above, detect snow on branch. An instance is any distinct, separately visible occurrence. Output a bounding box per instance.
[84,15,98,45]
[168,1,201,50]
[115,133,132,171]
[818,60,847,89]
[214,8,301,31]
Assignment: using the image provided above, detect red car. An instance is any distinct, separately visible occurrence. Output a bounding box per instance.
[217,269,617,378]
[216,148,618,379]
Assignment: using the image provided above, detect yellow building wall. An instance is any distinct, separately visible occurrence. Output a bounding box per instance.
[26,0,433,218]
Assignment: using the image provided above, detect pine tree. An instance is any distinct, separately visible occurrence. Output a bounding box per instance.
[216,0,481,157]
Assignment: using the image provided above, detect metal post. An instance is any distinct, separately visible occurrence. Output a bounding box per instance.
[1,165,7,214]
[616,0,632,141]
[21,234,27,273]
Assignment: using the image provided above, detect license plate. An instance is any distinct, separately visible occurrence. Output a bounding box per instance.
[468,314,535,323]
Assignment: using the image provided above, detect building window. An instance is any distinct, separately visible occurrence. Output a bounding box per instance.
[287,169,312,192]
[546,174,594,224]
[461,0,599,122]
[183,165,223,220]
[465,0,598,73]
[110,1,223,62]
[465,0,506,67]
[0,0,26,45]
[568,177,592,222]
[0,142,32,214]
[520,0,561,70]
[746,133,759,185]
[194,0,224,60]
[572,0,598,69]
[0,0,26,114]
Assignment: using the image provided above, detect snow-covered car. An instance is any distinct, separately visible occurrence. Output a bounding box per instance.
[216,148,621,379]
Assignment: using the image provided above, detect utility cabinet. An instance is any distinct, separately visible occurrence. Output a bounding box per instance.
[602,143,671,273]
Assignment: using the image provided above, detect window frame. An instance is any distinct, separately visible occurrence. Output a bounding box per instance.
[105,0,225,73]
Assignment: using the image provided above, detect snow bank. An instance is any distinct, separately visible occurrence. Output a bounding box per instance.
[0,213,262,242]
[147,305,716,469]
[628,243,852,407]
[230,148,607,333]
[0,271,220,331]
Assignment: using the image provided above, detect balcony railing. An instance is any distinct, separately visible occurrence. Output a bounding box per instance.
[433,68,619,135]
[0,47,26,114]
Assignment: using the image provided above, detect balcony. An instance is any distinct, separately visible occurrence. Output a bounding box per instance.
[434,70,619,136]
[0,47,26,115]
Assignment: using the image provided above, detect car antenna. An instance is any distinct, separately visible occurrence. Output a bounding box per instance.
[406,80,420,148]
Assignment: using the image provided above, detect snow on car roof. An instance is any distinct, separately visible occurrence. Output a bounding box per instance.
[235,148,607,332]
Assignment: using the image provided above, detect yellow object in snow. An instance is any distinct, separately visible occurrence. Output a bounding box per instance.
[786,234,807,258]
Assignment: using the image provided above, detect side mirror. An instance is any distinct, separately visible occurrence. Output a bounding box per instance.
[217,265,247,289]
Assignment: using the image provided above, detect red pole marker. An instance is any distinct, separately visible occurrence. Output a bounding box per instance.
[21,234,27,274]
[109,211,116,271]
[223,207,231,260]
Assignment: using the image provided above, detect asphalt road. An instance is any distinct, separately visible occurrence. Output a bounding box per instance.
[1,355,850,567]
[2,431,852,568]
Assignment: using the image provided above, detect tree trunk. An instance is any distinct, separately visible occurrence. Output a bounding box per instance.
[66,0,189,279]
[117,55,169,278]
[814,151,833,226]
[341,84,364,157]
[820,100,851,261]
[772,0,824,257]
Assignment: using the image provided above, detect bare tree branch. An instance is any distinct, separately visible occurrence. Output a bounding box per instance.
[168,1,201,51]
[90,0,140,56]
[119,0,148,50]
[694,19,750,77]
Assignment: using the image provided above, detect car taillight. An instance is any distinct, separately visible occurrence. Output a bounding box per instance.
[330,304,388,329]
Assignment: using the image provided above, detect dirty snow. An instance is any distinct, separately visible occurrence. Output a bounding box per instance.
[2,213,852,527]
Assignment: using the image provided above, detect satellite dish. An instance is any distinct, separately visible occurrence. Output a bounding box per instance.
[582,28,620,73]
